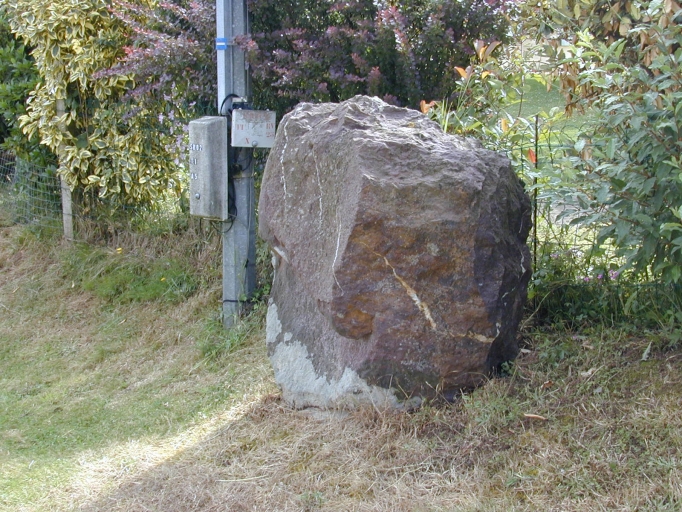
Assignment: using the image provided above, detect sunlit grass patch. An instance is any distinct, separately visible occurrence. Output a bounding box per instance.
[60,243,198,303]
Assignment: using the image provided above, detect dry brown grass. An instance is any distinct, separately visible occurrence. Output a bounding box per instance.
[68,356,682,512]
[59,345,682,511]
[1,223,681,512]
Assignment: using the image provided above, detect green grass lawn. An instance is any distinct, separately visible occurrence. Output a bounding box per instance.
[504,75,596,137]
[508,75,565,119]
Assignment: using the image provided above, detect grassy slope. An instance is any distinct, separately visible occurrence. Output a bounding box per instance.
[0,223,274,511]
[0,225,681,511]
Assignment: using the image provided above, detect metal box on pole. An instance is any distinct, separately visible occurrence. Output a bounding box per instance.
[188,117,229,221]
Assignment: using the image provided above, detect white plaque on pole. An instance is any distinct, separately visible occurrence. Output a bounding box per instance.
[231,110,276,148]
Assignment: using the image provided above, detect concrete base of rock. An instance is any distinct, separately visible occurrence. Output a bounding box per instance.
[266,302,422,410]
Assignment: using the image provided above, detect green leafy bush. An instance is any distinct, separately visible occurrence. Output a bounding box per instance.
[1,0,193,208]
[0,16,54,166]
[547,4,682,284]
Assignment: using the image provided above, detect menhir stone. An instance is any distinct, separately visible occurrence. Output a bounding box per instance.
[259,95,531,409]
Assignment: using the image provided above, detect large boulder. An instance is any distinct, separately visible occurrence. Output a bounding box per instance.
[260,96,531,409]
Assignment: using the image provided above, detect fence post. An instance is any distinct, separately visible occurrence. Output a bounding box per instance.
[60,176,73,241]
[56,99,74,241]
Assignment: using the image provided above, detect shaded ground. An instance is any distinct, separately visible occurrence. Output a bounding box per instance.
[74,343,682,512]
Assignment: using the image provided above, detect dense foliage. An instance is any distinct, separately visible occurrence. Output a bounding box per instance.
[1,0,169,206]
[537,0,682,284]
[0,0,215,208]
[1,0,510,205]
[239,0,511,114]
[0,16,54,165]
[104,0,216,109]
[532,0,681,111]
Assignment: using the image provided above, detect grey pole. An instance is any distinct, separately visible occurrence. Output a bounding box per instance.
[216,0,256,327]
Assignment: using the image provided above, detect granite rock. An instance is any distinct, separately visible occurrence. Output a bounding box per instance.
[259,96,532,408]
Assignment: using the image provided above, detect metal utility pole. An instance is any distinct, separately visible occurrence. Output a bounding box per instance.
[216,0,256,327]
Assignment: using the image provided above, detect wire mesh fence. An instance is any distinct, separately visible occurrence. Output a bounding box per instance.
[0,150,190,240]
[0,151,62,230]
[468,114,682,328]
